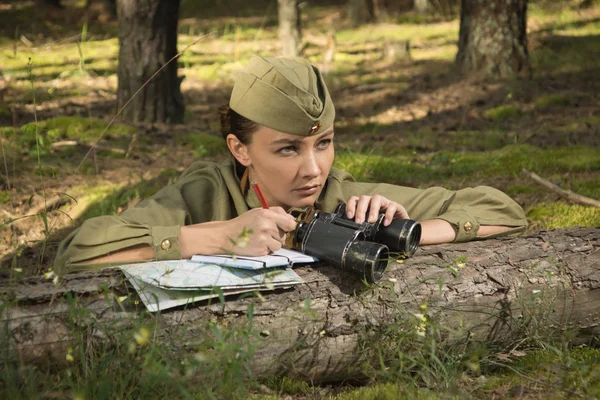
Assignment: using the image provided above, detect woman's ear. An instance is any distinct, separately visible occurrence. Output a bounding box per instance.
[226,134,252,167]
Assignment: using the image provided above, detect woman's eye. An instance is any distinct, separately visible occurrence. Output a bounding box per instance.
[317,139,332,149]
[278,146,297,154]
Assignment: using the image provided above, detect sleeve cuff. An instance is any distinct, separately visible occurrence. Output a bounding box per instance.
[151,226,182,260]
[435,210,480,243]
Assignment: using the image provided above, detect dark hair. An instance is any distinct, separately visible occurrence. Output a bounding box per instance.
[218,104,259,176]
[218,104,259,145]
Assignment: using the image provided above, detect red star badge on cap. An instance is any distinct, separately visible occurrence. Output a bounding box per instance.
[310,122,321,134]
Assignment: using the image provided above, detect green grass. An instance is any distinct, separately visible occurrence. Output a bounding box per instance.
[335,144,600,189]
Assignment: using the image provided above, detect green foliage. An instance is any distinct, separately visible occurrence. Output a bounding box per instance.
[0,191,9,204]
[484,105,520,121]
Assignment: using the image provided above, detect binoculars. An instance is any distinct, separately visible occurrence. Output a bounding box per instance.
[286,202,421,283]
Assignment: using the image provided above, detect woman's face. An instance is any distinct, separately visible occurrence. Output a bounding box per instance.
[239,125,335,210]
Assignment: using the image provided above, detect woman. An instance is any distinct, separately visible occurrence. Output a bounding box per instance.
[54,56,527,274]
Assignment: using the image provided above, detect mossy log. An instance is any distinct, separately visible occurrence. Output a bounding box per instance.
[1,227,599,382]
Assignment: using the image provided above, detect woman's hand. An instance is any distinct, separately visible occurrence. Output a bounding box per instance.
[179,207,297,258]
[223,207,298,256]
[345,194,409,226]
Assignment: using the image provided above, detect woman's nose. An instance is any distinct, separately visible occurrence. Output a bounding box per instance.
[300,151,321,177]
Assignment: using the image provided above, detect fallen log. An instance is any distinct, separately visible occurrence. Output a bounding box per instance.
[1,227,599,382]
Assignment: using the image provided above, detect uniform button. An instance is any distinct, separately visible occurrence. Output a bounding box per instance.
[464,221,473,232]
[161,239,172,250]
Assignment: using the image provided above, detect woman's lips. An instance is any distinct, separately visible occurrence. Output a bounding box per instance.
[294,185,320,195]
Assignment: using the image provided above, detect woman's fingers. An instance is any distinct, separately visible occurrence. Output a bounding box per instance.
[345,195,409,225]
[346,196,359,219]
[355,195,374,223]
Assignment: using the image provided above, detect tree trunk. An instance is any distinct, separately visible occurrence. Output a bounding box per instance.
[455,0,531,79]
[2,228,599,382]
[414,0,429,14]
[116,0,184,123]
[277,0,302,57]
[347,0,375,27]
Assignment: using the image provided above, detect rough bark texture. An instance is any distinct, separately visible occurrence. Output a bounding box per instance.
[456,0,531,79]
[2,228,599,381]
[278,0,302,57]
[116,0,184,123]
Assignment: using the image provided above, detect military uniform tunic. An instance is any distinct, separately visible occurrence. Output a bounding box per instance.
[54,159,528,274]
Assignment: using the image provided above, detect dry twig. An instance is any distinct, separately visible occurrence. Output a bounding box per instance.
[522,168,600,208]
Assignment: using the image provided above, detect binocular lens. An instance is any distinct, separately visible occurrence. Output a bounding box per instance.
[344,240,390,283]
[375,219,422,258]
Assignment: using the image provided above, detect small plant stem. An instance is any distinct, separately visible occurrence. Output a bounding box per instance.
[27,58,50,266]
[0,135,9,189]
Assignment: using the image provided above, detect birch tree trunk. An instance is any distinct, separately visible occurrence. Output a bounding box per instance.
[277,0,302,57]
[2,228,599,382]
[116,0,184,123]
[455,0,531,79]
[414,0,429,14]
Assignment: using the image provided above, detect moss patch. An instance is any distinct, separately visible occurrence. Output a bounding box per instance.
[484,105,520,121]
[527,202,600,229]
[6,117,136,157]
[534,94,571,109]
[177,132,228,158]
[0,191,10,204]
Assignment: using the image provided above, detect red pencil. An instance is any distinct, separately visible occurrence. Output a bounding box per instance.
[250,181,270,209]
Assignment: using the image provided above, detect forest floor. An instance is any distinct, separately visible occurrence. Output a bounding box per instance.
[1,0,599,398]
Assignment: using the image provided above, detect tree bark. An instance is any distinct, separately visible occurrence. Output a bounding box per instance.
[2,228,599,382]
[347,0,375,27]
[116,0,184,123]
[277,0,302,57]
[455,0,531,79]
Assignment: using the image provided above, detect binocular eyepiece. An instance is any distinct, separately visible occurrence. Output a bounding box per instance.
[287,202,421,283]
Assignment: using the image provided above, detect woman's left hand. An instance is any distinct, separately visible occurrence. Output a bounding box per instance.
[345,194,409,226]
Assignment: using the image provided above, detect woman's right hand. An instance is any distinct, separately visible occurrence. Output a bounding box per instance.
[224,207,298,256]
[179,207,297,258]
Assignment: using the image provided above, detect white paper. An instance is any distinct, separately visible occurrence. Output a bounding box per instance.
[191,248,318,270]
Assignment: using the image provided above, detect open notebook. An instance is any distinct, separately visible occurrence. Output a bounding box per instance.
[190,248,318,270]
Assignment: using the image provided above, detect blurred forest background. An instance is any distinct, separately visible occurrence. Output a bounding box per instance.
[1,0,600,398]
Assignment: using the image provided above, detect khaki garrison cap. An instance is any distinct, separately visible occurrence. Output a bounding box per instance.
[229,56,335,136]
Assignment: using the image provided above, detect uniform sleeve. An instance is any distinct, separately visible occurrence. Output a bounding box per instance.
[321,169,528,243]
[54,162,228,275]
